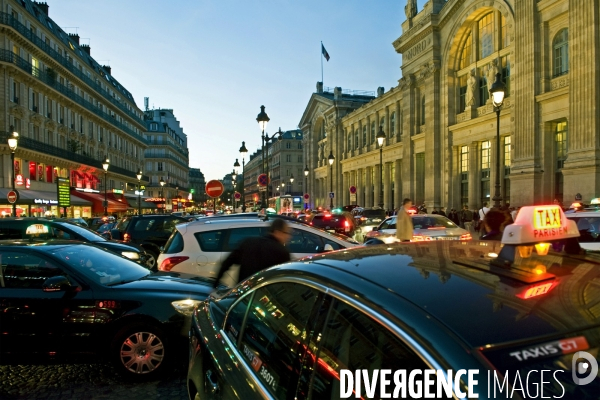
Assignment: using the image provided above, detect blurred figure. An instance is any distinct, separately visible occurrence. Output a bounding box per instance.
[480,209,507,241]
[396,198,414,242]
[213,218,291,287]
[460,205,474,231]
[448,208,460,225]
[439,207,447,217]
[478,202,490,236]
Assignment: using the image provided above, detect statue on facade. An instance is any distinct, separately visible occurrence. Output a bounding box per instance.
[486,59,500,88]
[405,0,418,20]
[465,69,476,108]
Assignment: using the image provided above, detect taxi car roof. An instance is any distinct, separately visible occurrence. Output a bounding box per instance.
[283,241,600,348]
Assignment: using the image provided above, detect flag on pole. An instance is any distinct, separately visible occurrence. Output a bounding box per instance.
[321,43,330,61]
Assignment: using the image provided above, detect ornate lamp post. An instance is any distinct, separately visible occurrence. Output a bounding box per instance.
[159,177,166,214]
[136,168,143,215]
[328,150,335,210]
[102,157,110,216]
[489,73,506,210]
[304,165,309,210]
[7,127,19,217]
[239,141,248,212]
[376,126,386,209]
[256,106,282,208]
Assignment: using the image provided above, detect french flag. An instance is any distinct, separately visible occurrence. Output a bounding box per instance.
[322,44,330,61]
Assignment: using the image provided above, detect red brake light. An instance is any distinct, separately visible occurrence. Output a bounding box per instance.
[516,281,558,299]
[344,220,350,232]
[460,233,472,240]
[159,256,189,272]
[123,233,130,242]
[324,214,331,218]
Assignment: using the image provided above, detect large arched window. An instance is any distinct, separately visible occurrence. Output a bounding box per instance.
[553,29,568,77]
[460,32,472,70]
[478,13,494,59]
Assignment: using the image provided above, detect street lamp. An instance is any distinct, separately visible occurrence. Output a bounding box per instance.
[159,177,165,214]
[232,169,237,213]
[489,72,506,210]
[239,141,248,212]
[304,165,309,210]
[8,126,19,217]
[136,168,143,215]
[290,174,294,195]
[328,150,335,210]
[256,106,283,209]
[376,126,386,209]
[102,156,110,216]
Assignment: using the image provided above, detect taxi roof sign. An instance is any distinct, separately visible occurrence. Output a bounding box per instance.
[590,198,600,205]
[25,224,49,235]
[501,205,579,245]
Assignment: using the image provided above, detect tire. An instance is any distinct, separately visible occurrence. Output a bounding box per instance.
[111,323,169,380]
[145,250,157,270]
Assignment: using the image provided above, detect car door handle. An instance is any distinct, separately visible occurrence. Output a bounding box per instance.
[205,369,219,394]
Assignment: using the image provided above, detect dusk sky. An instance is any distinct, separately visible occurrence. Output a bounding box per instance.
[48,0,429,181]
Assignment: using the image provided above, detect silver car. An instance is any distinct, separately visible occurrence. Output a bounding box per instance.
[365,214,472,243]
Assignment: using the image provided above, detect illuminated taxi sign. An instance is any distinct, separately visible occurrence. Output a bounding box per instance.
[591,198,600,205]
[502,205,579,245]
[516,281,558,300]
[25,224,49,235]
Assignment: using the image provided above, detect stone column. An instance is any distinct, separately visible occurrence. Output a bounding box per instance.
[374,163,382,208]
[365,167,372,207]
[342,172,349,205]
[357,168,364,207]
[423,62,442,208]
[394,159,402,208]
[468,142,479,209]
[384,162,392,210]
[562,0,600,201]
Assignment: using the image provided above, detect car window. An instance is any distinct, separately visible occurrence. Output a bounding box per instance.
[52,223,105,242]
[569,217,600,242]
[163,218,180,233]
[229,283,320,399]
[0,224,25,240]
[287,228,324,253]
[309,299,429,398]
[379,217,396,230]
[115,218,130,232]
[194,231,224,252]
[0,251,66,289]
[412,215,457,229]
[163,231,184,254]
[224,227,263,252]
[322,237,343,250]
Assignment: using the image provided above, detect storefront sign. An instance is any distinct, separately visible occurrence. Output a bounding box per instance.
[146,197,165,202]
[112,189,124,194]
[57,177,71,207]
[15,174,24,186]
[34,198,59,205]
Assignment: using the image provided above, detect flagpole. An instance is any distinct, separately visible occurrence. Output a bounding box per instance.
[321,41,323,84]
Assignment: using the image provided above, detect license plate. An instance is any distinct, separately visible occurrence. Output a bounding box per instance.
[436,236,459,240]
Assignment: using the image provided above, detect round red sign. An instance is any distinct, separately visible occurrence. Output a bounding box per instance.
[349,185,357,194]
[7,190,18,204]
[205,180,224,198]
[234,192,241,200]
[303,193,310,200]
[257,173,269,187]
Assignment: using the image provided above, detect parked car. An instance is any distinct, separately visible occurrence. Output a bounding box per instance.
[308,211,356,237]
[0,218,151,268]
[566,211,600,250]
[352,207,386,226]
[110,214,188,266]
[96,221,117,239]
[157,218,359,286]
[365,213,472,242]
[187,205,599,399]
[0,241,215,379]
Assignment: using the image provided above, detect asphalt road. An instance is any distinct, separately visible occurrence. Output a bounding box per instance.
[0,361,189,400]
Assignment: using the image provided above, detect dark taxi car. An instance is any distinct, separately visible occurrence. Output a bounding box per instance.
[187,205,600,399]
[0,241,215,379]
[308,211,356,237]
[0,218,151,268]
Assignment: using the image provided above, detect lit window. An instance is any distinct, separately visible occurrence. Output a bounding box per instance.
[478,13,494,59]
[481,141,491,170]
[553,29,568,77]
[460,32,472,69]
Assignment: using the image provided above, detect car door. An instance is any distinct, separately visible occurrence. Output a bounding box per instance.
[207,282,324,399]
[379,216,397,237]
[0,250,95,358]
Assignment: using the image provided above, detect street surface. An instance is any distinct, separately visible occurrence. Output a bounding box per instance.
[0,361,188,400]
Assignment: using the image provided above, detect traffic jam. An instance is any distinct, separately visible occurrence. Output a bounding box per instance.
[1,202,599,399]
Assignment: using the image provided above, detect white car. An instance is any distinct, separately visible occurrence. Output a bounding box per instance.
[156,217,359,286]
[365,214,472,243]
[565,211,600,251]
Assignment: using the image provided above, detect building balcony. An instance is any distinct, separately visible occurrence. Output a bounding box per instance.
[0,12,145,127]
[0,50,148,145]
[148,140,189,157]
[0,131,147,181]
[145,153,188,169]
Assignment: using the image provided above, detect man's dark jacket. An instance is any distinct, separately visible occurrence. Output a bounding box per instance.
[213,234,290,287]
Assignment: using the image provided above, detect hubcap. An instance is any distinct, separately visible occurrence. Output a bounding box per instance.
[146,255,156,269]
[120,331,164,374]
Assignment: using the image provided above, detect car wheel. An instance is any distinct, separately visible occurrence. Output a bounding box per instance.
[111,323,169,380]
[145,251,158,270]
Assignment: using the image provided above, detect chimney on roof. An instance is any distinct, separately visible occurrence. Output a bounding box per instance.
[34,2,49,16]
[316,81,323,94]
[334,87,342,100]
[80,44,90,56]
[102,65,111,75]
[377,87,385,97]
[68,33,80,45]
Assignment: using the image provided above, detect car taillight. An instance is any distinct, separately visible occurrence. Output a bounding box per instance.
[412,235,424,242]
[344,220,350,232]
[159,256,189,272]
[123,233,130,242]
[460,233,472,240]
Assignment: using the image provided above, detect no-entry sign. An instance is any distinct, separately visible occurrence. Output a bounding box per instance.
[257,173,269,187]
[7,190,18,204]
[205,180,224,198]
[234,192,241,200]
[349,185,357,194]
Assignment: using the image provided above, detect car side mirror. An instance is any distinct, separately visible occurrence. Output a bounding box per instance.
[323,244,334,252]
[159,246,164,252]
[42,276,72,292]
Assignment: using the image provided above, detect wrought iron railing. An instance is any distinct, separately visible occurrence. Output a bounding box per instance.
[144,153,188,169]
[0,12,144,127]
[147,140,189,157]
[0,49,148,145]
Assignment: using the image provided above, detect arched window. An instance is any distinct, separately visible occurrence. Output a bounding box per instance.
[460,32,472,70]
[380,116,385,134]
[478,13,494,59]
[421,96,426,126]
[347,129,351,152]
[390,112,396,136]
[362,125,367,146]
[553,29,568,77]
[354,130,359,149]
[370,121,376,143]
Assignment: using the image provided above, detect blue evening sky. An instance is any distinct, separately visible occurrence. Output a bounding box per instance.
[48,0,428,181]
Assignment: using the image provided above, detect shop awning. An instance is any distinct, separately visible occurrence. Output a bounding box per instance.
[71,191,128,214]
[0,188,92,206]
[126,198,159,209]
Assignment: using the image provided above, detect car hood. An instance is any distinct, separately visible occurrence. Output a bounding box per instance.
[94,240,143,252]
[111,271,214,295]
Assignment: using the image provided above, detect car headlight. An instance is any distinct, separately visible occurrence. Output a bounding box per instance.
[121,251,140,260]
[172,299,202,316]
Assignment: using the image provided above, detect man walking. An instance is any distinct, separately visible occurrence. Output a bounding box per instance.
[396,198,414,242]
[460,205,474,232]
[213,219,291,287]
[478,202,491,236]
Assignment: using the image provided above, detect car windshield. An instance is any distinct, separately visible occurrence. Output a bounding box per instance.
[567,216,600,243]
[50,245,150,286]
[115,218,130,232]
[412,215,458,229]
[55,222,106,242]
[311,215,346,228]
[361,209,386,219]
